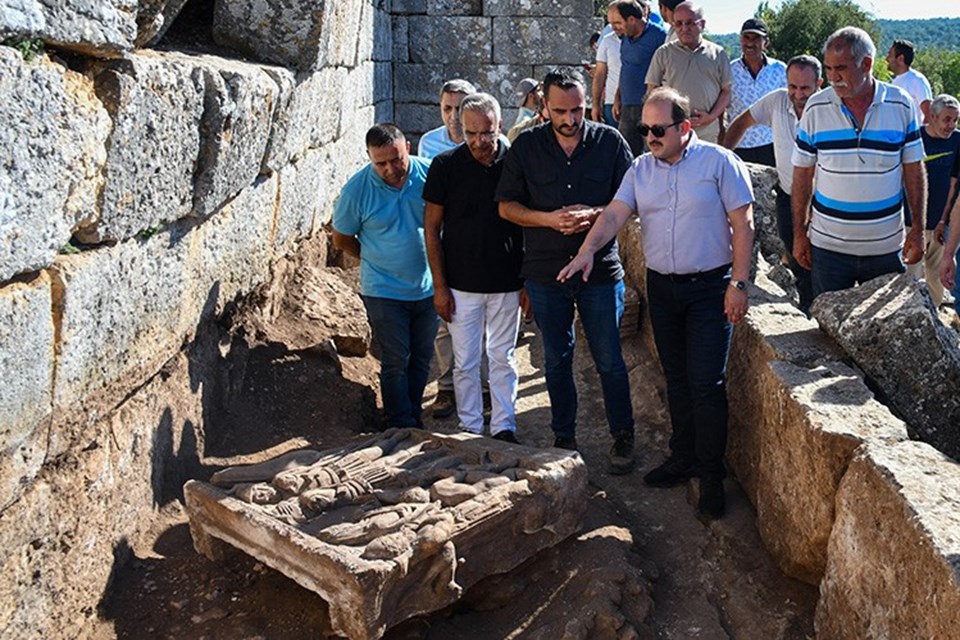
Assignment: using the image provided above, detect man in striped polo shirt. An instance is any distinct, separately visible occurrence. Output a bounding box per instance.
[792,27,928,298]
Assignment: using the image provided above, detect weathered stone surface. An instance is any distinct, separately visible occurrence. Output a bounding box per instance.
[361,0,392,62]
[0,273,53,510]
[134,0,188,46]
[745,162,780,260]
[80,52,204,243]
[495,18,603,65]
[0,49,108,281]
[812,273,960,460]
[393,102,439,138]
[427,0,482,15]
[186,429,589,640]
[0,0,136,53]
[275,150,323,254]
[392,15,409,62]
[816,441,960,639]
[408,17,491,65]
[393,63,446,103]
[392,0,427,14]
[485,0,595,16]
[0,349,204,637]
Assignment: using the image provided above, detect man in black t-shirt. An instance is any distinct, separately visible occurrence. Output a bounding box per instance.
[424,93,525,442]
[495,69,637,474]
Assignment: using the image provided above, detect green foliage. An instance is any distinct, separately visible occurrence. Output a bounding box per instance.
[763,0,881,62]
[914,48,960,98]
[876,18,960,53]
[1,37,44,61]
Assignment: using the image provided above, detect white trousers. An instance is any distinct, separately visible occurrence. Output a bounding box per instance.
[447,289,521,435]
[905,230,946,305]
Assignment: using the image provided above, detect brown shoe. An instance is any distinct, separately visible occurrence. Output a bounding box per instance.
[431,389,456,419]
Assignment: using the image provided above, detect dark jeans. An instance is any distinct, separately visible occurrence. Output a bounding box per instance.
[604,104,617,127]
[734,143,776,167]
[775,186,814,314]
[618,104,646,157]
[525,279,634,439]
[647,267,733,479]
[810,246,905,299]
[362,295,439,428]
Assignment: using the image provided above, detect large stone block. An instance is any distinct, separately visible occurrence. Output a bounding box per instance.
[408,17,491,65]
[186,429,589,640]
[392,0,427,14]
[744,162,780,260]
[393,63,446,103]
[80,52,204,243]
[392,15,409,62]
[812,273,960,460]
[427,0,481,15]
[212,0,364,71]
[816,441,960,639]
[0,273,53,510]
[360,0,393,62]
[0,49,109,281]
[495,17,603,65]
[275,150,324,254]
[0,0,136,54]
[134,0,188,46]
[485,0,595,16]
[393,102,440,138]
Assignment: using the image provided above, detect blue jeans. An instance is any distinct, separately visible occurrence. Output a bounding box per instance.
[811,246,904,299]
[647,268,733,479]
[604,104,617,127]
[362,296,438,428]
[775,187,813,314]
[525,279,634,439]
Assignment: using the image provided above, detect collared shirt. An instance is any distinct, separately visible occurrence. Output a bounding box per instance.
[495,120,633,283]
[423,143,523,293]
[645,39,733,143]
[613,132,754,275]
[619,20,668,106]
[748,88,801,193]
[728,55,786,149]
[332,157,433,300]
[793,81,925,256]
[417,125,459,161]
[596,30,621,106]
[891,68,932,111]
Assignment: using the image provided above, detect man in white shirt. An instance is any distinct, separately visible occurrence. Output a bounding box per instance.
[592,23,621,126]
[886,39,932,122]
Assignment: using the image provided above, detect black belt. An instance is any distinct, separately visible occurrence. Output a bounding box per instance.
[648,264,731,283]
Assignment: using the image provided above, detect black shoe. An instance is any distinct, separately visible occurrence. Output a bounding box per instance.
[643,456,694,487]
[492,430,520,444]
[698,476,725,519]
[607,433,635,475]
[431,390,456,419]
[482,392,492,425]
[553,436,578,451]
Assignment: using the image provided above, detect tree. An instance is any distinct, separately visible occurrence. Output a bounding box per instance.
[763,0,881,63]
[914,48,960,98]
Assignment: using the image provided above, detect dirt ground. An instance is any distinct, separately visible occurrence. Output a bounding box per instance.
[94,303,819,639]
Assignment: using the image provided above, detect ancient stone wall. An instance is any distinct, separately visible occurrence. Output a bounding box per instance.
[0,1,389,635]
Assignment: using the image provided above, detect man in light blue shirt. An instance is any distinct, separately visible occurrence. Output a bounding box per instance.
[333,123,438,429]
[558,87,754,519]
[417,79,476,161]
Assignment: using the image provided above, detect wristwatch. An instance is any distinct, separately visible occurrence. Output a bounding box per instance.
[729,279,746,291]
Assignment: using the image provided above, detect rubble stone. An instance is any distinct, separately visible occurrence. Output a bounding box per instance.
[816,441,960,639]
[134,0,188,46]
[812,273,960,460]
[744,162,781,260]
[186,429,589,640]
[0,0,136,53]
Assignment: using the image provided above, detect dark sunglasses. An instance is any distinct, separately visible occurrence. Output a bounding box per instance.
[637,120,683,137]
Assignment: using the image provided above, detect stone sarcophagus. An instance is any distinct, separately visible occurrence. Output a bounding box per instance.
[184,428,588,639]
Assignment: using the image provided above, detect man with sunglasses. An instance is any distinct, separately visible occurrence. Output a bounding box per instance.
[558,87,755,519]
[497,68,637,474]
[645,2,731,144]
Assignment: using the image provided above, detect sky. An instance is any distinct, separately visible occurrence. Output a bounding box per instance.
[691,0,960,35]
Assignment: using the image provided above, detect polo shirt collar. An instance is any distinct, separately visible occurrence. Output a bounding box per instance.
[825,79,883,108]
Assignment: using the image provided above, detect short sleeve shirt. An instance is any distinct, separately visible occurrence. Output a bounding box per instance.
[613,133,754,274]
[495,121,633,284]
[728,56,787,149]
[909,128,960,229]
[417,126,460,160]
[892,69,933,111]
[619,21,668,106]
[596,31,621,105]
[422,144,524,293]
[748,88,800,193]
[332,157,433,300]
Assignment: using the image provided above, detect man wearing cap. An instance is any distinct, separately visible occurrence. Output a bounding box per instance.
[646,2,732,144]
[608,0,668,155]
[726,18,786,166]
[418,79,477,161]
[513,78,541,128]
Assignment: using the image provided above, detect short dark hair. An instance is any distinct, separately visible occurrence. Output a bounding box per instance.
[608,0,649,21]
[365,123,406,149]
[542,68,585,100]
[645,86,691,123]
[589,32,601,47]
[787,54,822,79]
[891,39,916,67]
[660,0,683,10]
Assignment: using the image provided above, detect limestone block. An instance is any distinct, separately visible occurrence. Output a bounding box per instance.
[80,52,204,243]
[744,162,780,260]
[815,441,960,639]
[0,0,136,53]
[212,0,364,71]
[374,100,394,126]
[275,150,323,254]
[134,0,188,46]
[394,102,440,138]
[485,0,595,16]
[174,53,279,219]
[372,61,393,104]
[258,65,298,172]
[393,63,446,103]
[360,0,392,62]
[392,0,426,14]
[392,16,409,62]
[434,63,533,113]
[186,429,589,640]
[0,49,109,282]
[0,273,53,510]
[812,273,960,460]
[427,0,481,15]
[408,17,491,65]
[495,18,603,65]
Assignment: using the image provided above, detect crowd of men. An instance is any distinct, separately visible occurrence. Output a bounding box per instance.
[332,0,960,521]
